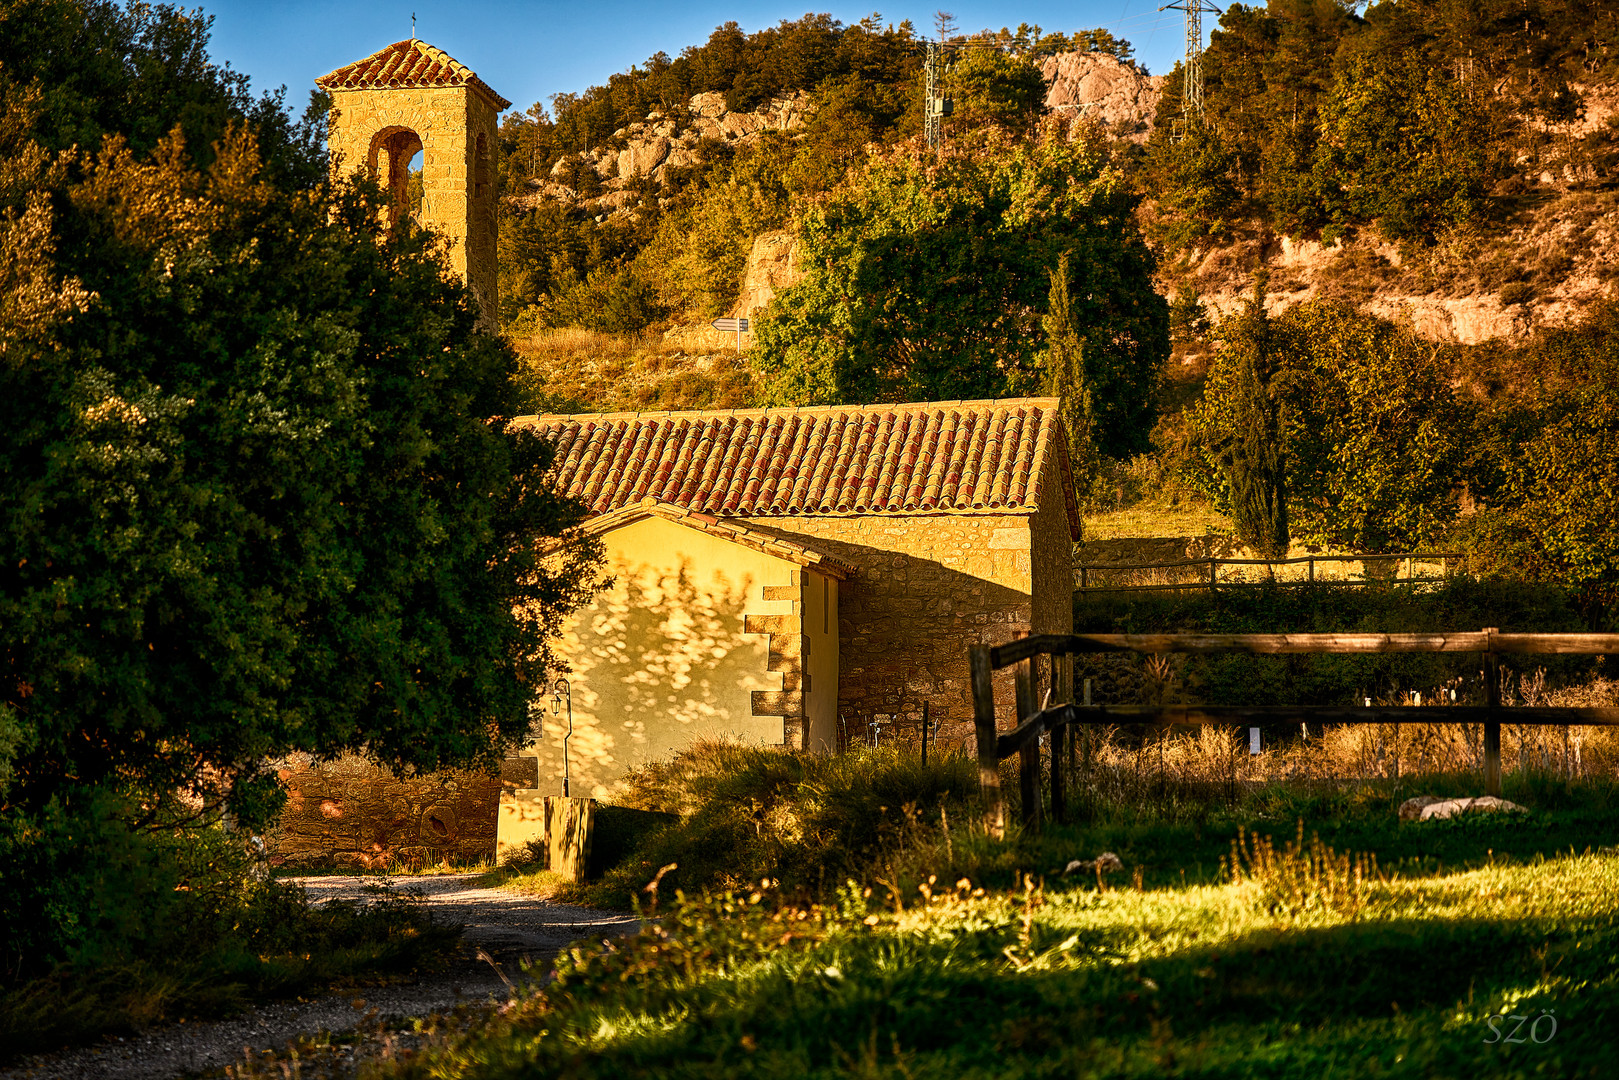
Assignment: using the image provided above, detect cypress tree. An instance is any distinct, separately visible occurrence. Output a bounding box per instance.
[1220,273,1290,558]
[1042,250,1100,500]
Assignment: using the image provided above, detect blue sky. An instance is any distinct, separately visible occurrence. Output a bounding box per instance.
[202,2,1192,117]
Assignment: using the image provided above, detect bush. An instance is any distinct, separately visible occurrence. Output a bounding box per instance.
[0,806,453,1059]
[542,742,983,905]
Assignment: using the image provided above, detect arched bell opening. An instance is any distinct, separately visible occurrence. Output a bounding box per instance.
[366,126,424,228]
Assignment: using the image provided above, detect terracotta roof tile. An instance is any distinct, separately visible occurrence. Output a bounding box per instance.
[519,399,1078,538]
[315,39,511,110]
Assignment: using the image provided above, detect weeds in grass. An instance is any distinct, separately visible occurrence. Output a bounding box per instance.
[1225,819,1381,921]
[349,850,1619,1079]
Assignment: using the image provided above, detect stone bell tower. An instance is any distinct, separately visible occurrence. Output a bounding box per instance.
[316,38,510,319]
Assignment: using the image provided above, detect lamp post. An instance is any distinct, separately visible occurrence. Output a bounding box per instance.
[550,678,573,798]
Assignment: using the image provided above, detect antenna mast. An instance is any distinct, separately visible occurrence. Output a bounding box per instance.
[1159,1,1223,116]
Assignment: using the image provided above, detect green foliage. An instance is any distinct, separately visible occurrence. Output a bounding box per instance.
[1314,53,1498,244]
[1040,252,1099,492]
[1143,0,1617,243]
[0,0,328,187]
[946,46,1047,128]
[1202,278,1290,557]
[1168,282,1211,343]
[753,134,1167,456]
[0,0,602,978]
[634,141,793,319]
[0,812,452,1056]
[1142,112,1242,247]
[581,741,982,904]
[351,771,1619,1079]
[1462,302,1619,607]
[499,15,922,185]
[1187,301,1465,552]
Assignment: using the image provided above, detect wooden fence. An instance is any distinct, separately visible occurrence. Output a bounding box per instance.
[1075,552,1463,593]
[969,629,1619,836]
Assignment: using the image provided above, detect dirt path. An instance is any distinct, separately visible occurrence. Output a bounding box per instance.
[0,875,638,1080]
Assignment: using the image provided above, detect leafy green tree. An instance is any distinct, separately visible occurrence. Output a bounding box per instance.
[1,5,601,837]
[946,46,1047,129]
[1463,302,1619,610]
[752,132,1167,457]
[1142,108,1242,247]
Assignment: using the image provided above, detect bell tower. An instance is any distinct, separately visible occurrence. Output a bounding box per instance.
[317,38,509,320]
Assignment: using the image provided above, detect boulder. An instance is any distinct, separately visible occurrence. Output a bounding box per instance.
[690,91,727,118]
[1401,795,1527,821]
[617,136,671,180]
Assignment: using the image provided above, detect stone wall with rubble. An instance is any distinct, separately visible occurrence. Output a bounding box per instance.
[266,753,536,869]
[743,513,1060,750]
[326,83,501,315]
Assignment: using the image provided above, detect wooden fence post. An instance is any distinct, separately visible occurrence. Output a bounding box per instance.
[969,646,1004,838]
[1016,660,1040,831]
[1483,626,1502,797]
[1050,655,1067,826]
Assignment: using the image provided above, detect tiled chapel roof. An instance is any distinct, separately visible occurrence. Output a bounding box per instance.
[517,399,1079,538]
[315,39,511,110]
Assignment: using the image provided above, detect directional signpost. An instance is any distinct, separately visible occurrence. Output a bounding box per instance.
[711,316,750,352]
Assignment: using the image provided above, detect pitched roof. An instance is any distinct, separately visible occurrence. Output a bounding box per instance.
[517,399,1079,538]
[315,40,511,110]
[577,499,855,579]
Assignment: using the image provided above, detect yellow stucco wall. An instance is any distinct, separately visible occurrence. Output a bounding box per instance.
[326,83,500,316]
[519,515,839,799]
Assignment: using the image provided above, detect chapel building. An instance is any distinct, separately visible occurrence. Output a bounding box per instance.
[505,398,1079,800]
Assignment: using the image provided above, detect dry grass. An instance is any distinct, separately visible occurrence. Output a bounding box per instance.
[1069,675,1619,796]
[507,328,755,415]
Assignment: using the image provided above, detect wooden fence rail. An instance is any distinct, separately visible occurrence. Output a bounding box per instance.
[969,629,1619,836]
[1075,552,1464,593]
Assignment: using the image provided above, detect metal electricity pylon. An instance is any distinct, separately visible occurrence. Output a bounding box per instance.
[1159,0,1224,116]
[924,39,951,151]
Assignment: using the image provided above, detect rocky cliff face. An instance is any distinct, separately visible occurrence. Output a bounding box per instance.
[1177,185,1619,346]
[514,91,815,216]
[1040,52,1164,143]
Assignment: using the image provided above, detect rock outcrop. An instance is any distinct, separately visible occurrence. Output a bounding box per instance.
[514,90,816,219]
[1041,52,1164,143]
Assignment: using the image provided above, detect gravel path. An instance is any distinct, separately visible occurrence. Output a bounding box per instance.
[0,875,638,1080]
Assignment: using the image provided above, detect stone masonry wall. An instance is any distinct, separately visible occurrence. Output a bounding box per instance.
[1031,495,1075,638]
[327,84,501,317]
[267,753,533,869]
[742,514,1038,750]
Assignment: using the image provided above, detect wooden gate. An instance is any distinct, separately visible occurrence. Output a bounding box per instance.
[969,629,1619,836]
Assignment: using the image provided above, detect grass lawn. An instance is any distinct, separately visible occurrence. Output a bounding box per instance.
[378,747,1619,1078]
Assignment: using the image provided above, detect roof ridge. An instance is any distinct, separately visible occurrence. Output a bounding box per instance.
[315,39,511,110]
[516,396,1062,424]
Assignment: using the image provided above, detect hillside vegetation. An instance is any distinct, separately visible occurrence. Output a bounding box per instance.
[495,6,1617,615]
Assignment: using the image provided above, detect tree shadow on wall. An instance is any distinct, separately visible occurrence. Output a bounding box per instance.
[552,557,772,792]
